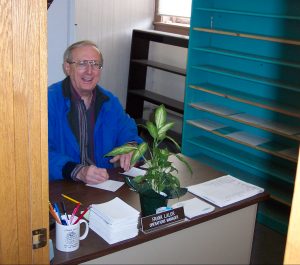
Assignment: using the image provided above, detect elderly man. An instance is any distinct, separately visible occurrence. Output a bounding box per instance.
[48,40,142,184]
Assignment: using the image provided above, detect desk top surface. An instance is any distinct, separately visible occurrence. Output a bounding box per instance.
[50,155,269,265]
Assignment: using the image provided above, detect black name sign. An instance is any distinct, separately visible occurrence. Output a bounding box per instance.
[141,207,185,232]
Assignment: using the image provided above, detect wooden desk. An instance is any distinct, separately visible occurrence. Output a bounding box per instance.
[49,156,269,265]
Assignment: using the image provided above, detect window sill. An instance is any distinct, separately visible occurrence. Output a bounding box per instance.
[153,22,190,36]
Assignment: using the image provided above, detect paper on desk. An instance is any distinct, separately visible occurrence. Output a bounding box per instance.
[86,179,124,192]
[187,175,264,207]
[172,198,215,219]
[120,167,147,177]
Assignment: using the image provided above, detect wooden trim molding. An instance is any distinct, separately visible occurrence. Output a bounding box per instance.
[154,22,190,36]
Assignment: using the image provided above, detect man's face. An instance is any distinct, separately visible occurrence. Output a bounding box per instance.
[64,45,102,96]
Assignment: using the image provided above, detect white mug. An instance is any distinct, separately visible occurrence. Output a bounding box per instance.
[55,215,89,252]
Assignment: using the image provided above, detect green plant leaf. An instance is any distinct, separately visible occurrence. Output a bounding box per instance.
[116,104,193,197]
[165,135,181,151]
[157,122,174,140]
[175,154,193,175]
[146,121,158,139]
[130,142,148,165]
[104,144,136,157]
[155,105,166,129]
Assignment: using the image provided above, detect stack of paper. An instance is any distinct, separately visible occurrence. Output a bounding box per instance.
[89,197,140,244]
[187,175,264,207]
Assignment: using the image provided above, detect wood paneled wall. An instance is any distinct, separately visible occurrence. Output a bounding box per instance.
[0,1,48,263]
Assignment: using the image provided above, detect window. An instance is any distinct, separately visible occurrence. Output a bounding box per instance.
[154,0,192,36]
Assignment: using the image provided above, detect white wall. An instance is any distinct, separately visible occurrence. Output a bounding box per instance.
[74,0,155,106]
[48,0,75,86]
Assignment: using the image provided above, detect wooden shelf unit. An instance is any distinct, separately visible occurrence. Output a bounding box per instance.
[182,0,300,234]
[126,29,188,119]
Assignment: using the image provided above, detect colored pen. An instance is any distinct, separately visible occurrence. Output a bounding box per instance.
[61,201,69,224]
[69,203,81,225]
[61,201,69,219]
[48,201,61,224]
[61,194,81,205]
[73,206,91,225]
[54,203,67,225]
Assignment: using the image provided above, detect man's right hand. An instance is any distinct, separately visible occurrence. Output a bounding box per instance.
[76,165,109,184]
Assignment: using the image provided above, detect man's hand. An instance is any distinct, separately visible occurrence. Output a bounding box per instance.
[109,152,133,171]
[76,165,109,184]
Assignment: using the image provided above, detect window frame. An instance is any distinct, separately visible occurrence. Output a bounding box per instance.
[153,0,190,36]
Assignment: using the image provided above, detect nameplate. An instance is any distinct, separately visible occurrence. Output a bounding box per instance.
[141,207,185,232]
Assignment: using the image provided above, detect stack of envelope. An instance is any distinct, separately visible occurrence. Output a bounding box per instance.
[89,197,140,244]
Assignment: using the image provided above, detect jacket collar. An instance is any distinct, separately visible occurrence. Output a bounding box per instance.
[62,76,109,116]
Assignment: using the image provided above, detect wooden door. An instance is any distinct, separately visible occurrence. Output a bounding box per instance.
[284,146,300,264]
[0,1,48,264]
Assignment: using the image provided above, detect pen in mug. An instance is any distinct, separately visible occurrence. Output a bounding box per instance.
[61,201,69,224]
[69,203,81,225]
[48,201,61,224]
[73,206,91,225]
[54,203,67,225]
[61,193,81,205]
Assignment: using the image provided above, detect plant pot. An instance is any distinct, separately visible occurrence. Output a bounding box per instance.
[139,189,168,217]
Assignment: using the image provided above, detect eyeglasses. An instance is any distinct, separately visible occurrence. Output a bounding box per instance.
[67,60,103,70]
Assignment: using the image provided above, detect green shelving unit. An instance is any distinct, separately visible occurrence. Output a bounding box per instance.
[182,0,300,234]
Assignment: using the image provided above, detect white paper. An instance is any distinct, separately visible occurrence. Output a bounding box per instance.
[187,119,226,131]
[120,167,147,177]
[89,198,140,245]
[140,162,150,169]
[172,198,215,219]
[91,197,140,225]
[190,102,240,116]
[231,113,300,135]
[227,131,269,146]
[187,175,264,207]
[86,180,124,192]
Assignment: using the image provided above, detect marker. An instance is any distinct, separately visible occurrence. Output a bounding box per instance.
[61,194,81,205]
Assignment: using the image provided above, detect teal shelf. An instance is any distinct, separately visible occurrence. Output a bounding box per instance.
[195,7,300,21]
[192,65,300,93]
[189,102,300,141]
[185,135,295,186]
[183,0,300,234]
[189,83,300,118]
[194,27,300,46]
[187,119,298,162]
[192,47,300,69]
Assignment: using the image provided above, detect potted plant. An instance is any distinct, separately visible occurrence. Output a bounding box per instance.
[105,104,192,216]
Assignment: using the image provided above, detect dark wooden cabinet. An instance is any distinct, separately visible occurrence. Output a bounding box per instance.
[126,29,189,120]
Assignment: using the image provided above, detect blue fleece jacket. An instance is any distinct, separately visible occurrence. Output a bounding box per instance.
[48,79,142,180]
